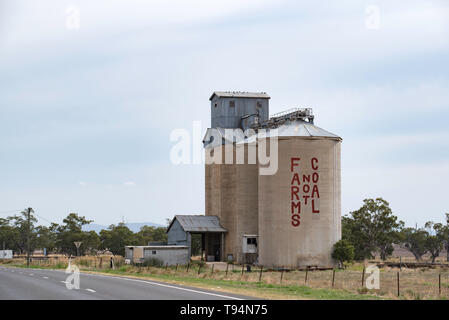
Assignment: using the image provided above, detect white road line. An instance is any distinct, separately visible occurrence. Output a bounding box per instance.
[43,276,49,279]
[85,289,96,293]
[1,266,245,300]
[29,274,33,276]
[82,273,244,300]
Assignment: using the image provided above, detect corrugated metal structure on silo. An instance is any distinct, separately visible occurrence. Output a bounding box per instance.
[257,120,342,268]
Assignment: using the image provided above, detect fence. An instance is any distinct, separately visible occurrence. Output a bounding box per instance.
[2,257,448,300]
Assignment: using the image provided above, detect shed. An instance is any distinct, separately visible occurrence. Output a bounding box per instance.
[167,215,227,262]
[125,245,189,266]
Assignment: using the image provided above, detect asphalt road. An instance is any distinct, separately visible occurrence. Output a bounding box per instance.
[0,266,253,300]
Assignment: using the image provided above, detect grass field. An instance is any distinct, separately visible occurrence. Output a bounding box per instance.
[1,256,448,300]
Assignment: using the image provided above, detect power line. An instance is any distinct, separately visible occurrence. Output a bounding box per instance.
[0,209,54,226]
[34,213,53,225]
[0,209,22,215]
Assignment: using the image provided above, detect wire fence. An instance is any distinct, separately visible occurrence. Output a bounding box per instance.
[2,256,448,300]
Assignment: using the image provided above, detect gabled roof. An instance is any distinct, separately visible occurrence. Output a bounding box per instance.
[167,215,227,233]
[209,91,270,100]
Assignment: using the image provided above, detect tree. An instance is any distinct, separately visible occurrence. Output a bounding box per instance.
[35,223,59,253]
[342,198,403,260]
[435,213,449,262]
[134,225,167,245]
[8,210,39,255]
[100,223,135,256]
[55,213,94,256]
[424,221,444,263]
[82,231,101,255]
[332,239,355,267]
[0,217,20,253]
[399,227,429,261]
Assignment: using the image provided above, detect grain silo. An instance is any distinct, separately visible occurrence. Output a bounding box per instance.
[202,91,342,268]
[257,119,342,268]
[204,92,269,263]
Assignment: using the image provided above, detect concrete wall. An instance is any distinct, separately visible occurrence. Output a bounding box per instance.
[211,96,269,130]
[258,137,341,268]
[205,144,259,263]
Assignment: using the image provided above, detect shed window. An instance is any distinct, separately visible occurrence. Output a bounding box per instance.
[247,238,257,245]
[256,101,262,109]
[229,100,235,108]
[214,103,218,108]
[152,250,156,255]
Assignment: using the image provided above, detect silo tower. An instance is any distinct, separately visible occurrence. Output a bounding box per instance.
[204,91,270,263]
[257,119,342,268]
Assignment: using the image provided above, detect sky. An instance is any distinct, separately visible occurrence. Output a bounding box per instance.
[0,0,448,227]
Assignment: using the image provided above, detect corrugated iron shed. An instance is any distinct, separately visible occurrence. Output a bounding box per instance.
[168,215,227,233]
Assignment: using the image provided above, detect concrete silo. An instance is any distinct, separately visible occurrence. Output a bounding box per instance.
[202,91,342,268]
[257,120,342,268]
[204,92,269,263]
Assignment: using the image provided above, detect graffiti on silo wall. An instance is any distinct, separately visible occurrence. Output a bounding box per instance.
[290,157,321,227]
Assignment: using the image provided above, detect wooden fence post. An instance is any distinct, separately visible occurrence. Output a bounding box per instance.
[439,274,441,296]
[241,264,244,276]
[305,266,309,284]
[186,262,190,273]
[175,264,178,272]
[361,267,366,288]
[332,269,336,288]
[226,263,229,276]
[397,271,400,297]
[259,266,263,282]
[211,264,214,275]
[280,268,284,284]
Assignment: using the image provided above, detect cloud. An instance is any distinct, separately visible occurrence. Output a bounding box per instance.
[0,0,448,226]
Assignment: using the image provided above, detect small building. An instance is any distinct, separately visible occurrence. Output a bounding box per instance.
[0,250,13,259]
[167,215,227,262]
[125,245,189,266]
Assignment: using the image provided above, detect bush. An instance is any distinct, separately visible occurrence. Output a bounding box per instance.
[332,239,355,267]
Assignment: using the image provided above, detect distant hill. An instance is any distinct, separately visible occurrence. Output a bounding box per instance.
[82,222,165,234]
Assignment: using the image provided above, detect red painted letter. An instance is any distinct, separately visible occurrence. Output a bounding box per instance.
[311,157,318,170]
[291,158,300,172]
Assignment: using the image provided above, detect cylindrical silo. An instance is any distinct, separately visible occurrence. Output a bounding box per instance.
[205,138,259,263]
[258,120,342,268]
